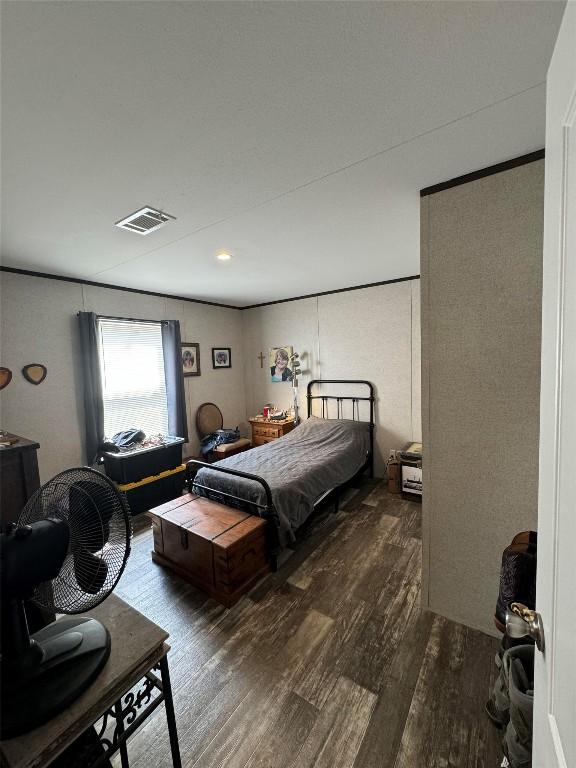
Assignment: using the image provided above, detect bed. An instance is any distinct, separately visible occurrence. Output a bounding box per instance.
[186,379,375,569]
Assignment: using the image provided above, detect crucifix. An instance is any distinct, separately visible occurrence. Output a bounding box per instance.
[257,352,265,369]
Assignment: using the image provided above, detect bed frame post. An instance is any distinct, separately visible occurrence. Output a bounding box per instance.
[369,391,375,478]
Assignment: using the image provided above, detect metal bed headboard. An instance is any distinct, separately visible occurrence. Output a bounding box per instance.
[306,379,375,477]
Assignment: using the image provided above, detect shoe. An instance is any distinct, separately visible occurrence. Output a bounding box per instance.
[494,532,537,632]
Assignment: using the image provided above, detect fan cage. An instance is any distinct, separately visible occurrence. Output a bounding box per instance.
[18,468,132,614]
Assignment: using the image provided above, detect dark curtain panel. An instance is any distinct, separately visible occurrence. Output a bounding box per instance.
[162,320,189,441]
[78,311,104,464]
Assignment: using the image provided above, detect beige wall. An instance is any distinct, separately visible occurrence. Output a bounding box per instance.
[0,272,247,481]
[243,279,422,477]
[421,160,544,635]
[1,271,420,483]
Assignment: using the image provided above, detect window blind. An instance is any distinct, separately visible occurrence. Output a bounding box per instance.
[97,318,169,439]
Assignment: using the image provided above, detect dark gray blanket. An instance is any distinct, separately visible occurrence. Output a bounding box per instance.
[193,416,371,544]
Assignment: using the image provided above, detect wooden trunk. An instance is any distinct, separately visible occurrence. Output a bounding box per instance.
[149,494,269,607]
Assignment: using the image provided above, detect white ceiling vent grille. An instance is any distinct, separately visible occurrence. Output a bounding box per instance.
[115,207,175,236]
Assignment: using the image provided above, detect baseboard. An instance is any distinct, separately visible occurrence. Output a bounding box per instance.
[422,604,501,639]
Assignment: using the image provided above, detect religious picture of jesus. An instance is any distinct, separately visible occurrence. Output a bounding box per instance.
[269,346,293,382]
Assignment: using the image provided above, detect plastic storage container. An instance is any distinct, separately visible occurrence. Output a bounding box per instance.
[102,436,185,484]
[117,464,186,516]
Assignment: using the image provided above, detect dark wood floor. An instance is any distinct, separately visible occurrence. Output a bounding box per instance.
[115,481,503,768]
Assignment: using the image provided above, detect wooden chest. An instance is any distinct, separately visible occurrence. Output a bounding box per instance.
[249,417,295,447]
[148,493,269,607]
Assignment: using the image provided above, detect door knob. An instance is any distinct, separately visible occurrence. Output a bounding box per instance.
[505,602,545,652]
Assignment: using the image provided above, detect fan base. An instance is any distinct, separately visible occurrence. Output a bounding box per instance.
[0,616,111,739]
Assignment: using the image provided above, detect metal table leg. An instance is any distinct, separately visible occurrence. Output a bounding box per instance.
[114,700,130,768]
[159,655,182,768]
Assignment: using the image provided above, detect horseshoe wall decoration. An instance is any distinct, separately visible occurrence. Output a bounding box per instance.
[0,368,12,390]
[22,363,48,385]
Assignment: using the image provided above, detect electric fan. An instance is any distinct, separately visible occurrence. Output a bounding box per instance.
[0,467,132,739]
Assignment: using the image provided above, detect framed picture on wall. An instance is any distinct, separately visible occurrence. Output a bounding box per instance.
[270,346,293,382]
[212,347,231,369]
[181,342,200,377]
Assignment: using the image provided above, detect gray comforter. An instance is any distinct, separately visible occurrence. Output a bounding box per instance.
[193,416,371,545]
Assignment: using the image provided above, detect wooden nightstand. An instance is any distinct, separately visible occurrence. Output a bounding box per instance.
[249,417,295,447]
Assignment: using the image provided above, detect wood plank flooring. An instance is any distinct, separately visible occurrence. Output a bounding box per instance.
[115,482,503,768]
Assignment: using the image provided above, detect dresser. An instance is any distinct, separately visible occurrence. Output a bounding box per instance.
[0,433,40,530]
[0,433,49,631]
[249,417,295,447]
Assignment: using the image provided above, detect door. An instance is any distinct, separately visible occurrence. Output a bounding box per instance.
[533,4,576,766]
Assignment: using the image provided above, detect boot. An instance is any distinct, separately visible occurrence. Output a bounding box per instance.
[504,647,534,768]
[486,644,533,735]
[494,533,537,632]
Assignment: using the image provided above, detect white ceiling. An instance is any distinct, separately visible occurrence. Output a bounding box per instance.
[1,1,565,306]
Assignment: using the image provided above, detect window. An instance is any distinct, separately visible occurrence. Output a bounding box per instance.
[97,317,169,439]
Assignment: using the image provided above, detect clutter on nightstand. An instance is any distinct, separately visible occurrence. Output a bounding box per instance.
[254,405,288,421]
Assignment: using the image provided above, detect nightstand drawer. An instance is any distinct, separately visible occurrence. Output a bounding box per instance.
[253,436,277,446]
[252,425,281,438]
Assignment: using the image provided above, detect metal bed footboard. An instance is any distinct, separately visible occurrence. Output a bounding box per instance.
[185,459,282,570]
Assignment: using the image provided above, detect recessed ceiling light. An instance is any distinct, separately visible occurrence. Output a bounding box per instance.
[216,252,232,261]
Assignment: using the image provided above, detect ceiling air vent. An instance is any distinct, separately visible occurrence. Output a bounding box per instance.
[115,206,175,235]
